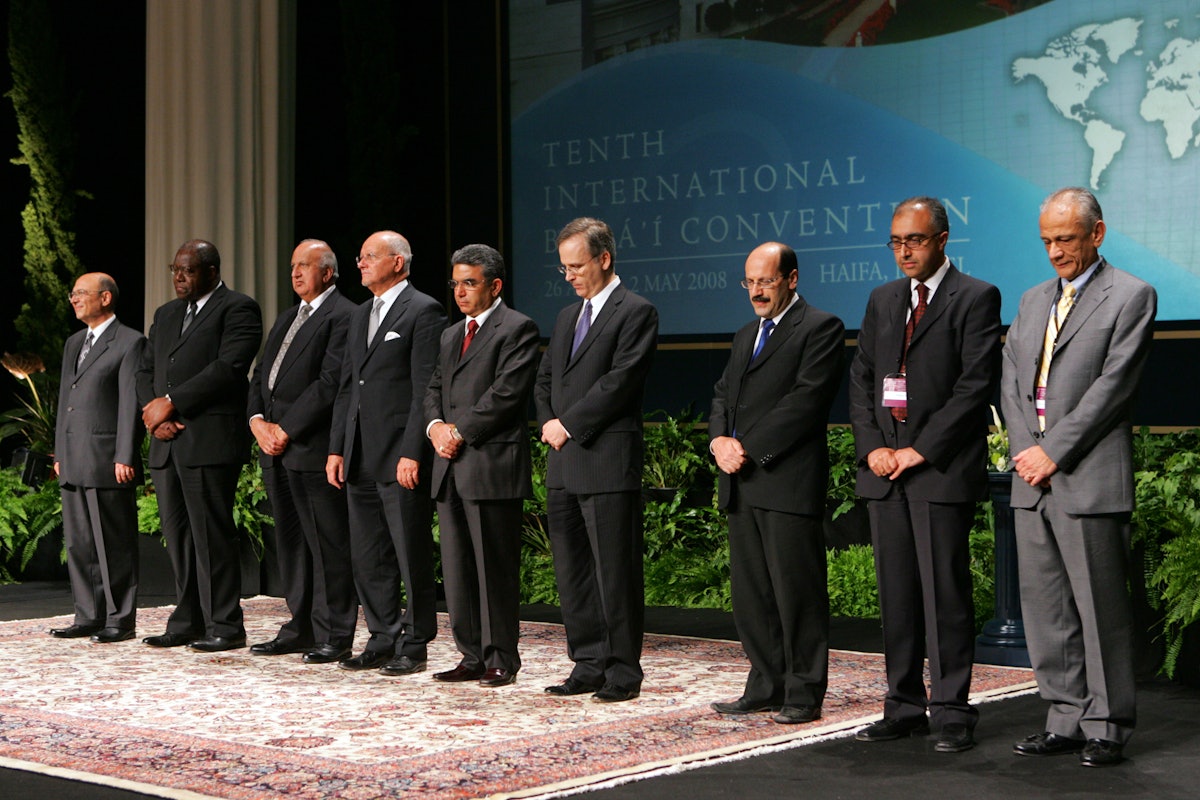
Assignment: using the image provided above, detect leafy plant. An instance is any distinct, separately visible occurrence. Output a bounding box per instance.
[826,544,879,618]
[0,466,63,582]
[969,502,997,632]
[642,409,706,489]
[826,425,859,519]
[1,353,56,454]
[987,404,1012,472]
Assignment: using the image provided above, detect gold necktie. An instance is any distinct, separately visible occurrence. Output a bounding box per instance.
[1036,283,1076,431]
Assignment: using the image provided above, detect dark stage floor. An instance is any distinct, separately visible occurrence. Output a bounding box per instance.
[3,582,1198,799]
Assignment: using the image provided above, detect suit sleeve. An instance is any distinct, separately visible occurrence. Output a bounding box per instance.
[278,310,352,441]
[848,294,887,462]
[456,318,541,445]
[557,300,658,444]
[398,299,448,461]
[136,310,160,408]
[246,329,271,420]
[422,332,450,432]
[910,283,1002,470]
[116,333,147,466]
[739,314,845,468]
[1000,297,1034,458]
[168,296,264,416]
[1040,281,1157,471]
[708,332,741,442]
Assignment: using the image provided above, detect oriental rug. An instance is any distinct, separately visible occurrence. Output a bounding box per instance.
[0,598,1036,800]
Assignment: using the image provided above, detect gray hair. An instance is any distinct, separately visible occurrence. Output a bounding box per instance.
[378,230,413,274]
[450,244,505,283]
[1040,187,1103,230]
[894,196,949,234]
[298,238,339,279]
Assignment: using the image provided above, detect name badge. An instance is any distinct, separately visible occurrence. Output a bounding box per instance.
[1036,386,1047,417]
[882,373,907,408]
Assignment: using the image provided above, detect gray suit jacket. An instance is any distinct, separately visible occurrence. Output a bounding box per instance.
[424,301,541,502]
[55,320,147,488]
[1001,259,1156,514]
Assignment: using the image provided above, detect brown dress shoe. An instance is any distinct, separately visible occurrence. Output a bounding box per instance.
[479,668,516,687]
[434,663,486,682]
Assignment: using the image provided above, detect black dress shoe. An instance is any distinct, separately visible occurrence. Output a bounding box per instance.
[143,632,201,648]
[544,677,603,696]
[188,635,247,652]
[855,716,931,742]
[935,723,975,753]
[433,663,486,682]
[303,644,352,664]
[90,627,135,643]
[338,650,392,670]
[479,668,516,687]
[773,705,822,724]
[250,638,313,656]
[1012,731,1086,757]
[712,697,780,715]
[1080,738,1124,767]
[592,684,640,703]
[379,655,427,676]
[50,623,103,639]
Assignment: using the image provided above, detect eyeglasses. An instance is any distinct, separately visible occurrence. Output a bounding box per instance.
[167,265,199,277]
[740,276,785,290]
[67,289,104,300]
[356,252,395,265]
[557,254,599,276]
[886,233,942,251]
[447,278,487,290]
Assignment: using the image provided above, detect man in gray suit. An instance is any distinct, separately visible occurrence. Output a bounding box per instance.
[535,217,658,703]
[1002,187,1156,767]
[424,244,540,687]
[51,273,146,643]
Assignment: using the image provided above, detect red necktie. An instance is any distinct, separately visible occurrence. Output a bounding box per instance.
[891,283,928,422]
[461,319,478,357]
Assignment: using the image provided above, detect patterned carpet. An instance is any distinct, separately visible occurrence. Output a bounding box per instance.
[0,598,1036,799]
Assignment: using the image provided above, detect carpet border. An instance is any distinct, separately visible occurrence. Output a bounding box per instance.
[0,755,212,800]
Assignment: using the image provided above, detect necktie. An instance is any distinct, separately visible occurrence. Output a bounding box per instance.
[76,331,94,373]
[461,319,479,357]
[367,297,384,345]
[571,300,592,357]
[181,301,197,334]
[892,282,928,422]
[268,304,311,390]
[750,318,775,362]
[1037,283,1077,431]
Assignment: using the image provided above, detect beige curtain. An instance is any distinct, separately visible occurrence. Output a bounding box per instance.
[144,0,296,333]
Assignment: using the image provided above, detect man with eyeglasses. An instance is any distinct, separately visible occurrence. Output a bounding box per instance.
[246,240,358,664]
[423,244,540,687]
[708,242,844,725]
[138,240,263,652]
[51,274,147,643]
[535,216,658,703]
[849,197,1001,753]
[326,230,447,677]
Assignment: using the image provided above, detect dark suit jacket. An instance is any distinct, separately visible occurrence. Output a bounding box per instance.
[248,289,357,473]
[1000,259,1156,514]
[137,284,263,469]
[709,297,844,515]
[849,264,1001,502]
[56,321,147,488]
[424,301,541,502]
[331,284,448,483]
[534,282,658,494]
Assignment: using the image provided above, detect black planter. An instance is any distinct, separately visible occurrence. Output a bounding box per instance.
[975,471,1031,667]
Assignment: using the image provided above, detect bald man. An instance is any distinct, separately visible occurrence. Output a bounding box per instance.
[52,273,147,643]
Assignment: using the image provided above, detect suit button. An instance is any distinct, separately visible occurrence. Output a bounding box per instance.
[169,357,175,363]
[1026,394,1033,401]
[71,384,77,389]
[359,380,365,386]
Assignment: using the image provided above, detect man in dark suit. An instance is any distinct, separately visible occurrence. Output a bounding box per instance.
[1002,188,1156,767]
[849,197,1001,753]
[708,242,844,725]
[424,244,540,687]
[247,239,358,664]
[51,273,146,643]
[535,216,658,703]
[137,239,263,653]
[327,230,447,677]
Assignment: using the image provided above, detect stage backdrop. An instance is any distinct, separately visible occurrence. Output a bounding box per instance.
[508,0,1200,334]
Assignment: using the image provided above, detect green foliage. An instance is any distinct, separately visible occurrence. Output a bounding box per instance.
[826,544,879,618]
[0,466,63,582]
[0,357,57,454]
[642,487,731,609]
[6,0,87,368]
[969,502,997,632]
[987,404,1012,472]
[825,425,859,519]
[642,409,707,489]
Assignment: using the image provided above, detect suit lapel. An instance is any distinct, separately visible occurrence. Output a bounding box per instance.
[566,284,622,369]
[1053,260,1110,353]
[170,285,228,354]
[274,297,334,384]
[745,298,804,374]
[906,264,958,350]
[455,302,504,374]
[362,287,411,365]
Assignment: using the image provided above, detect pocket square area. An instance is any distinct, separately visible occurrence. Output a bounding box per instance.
[383,331,403,341]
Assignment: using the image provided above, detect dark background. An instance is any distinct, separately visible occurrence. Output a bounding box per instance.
[0,1,1194,447]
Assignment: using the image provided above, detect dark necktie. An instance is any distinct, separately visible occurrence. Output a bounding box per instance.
[750,319,775,363]
[571,300,592,357]
[76,331,94,373]
[461,319,479,357]
[892,282,928,422]
[181,301,197,334]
